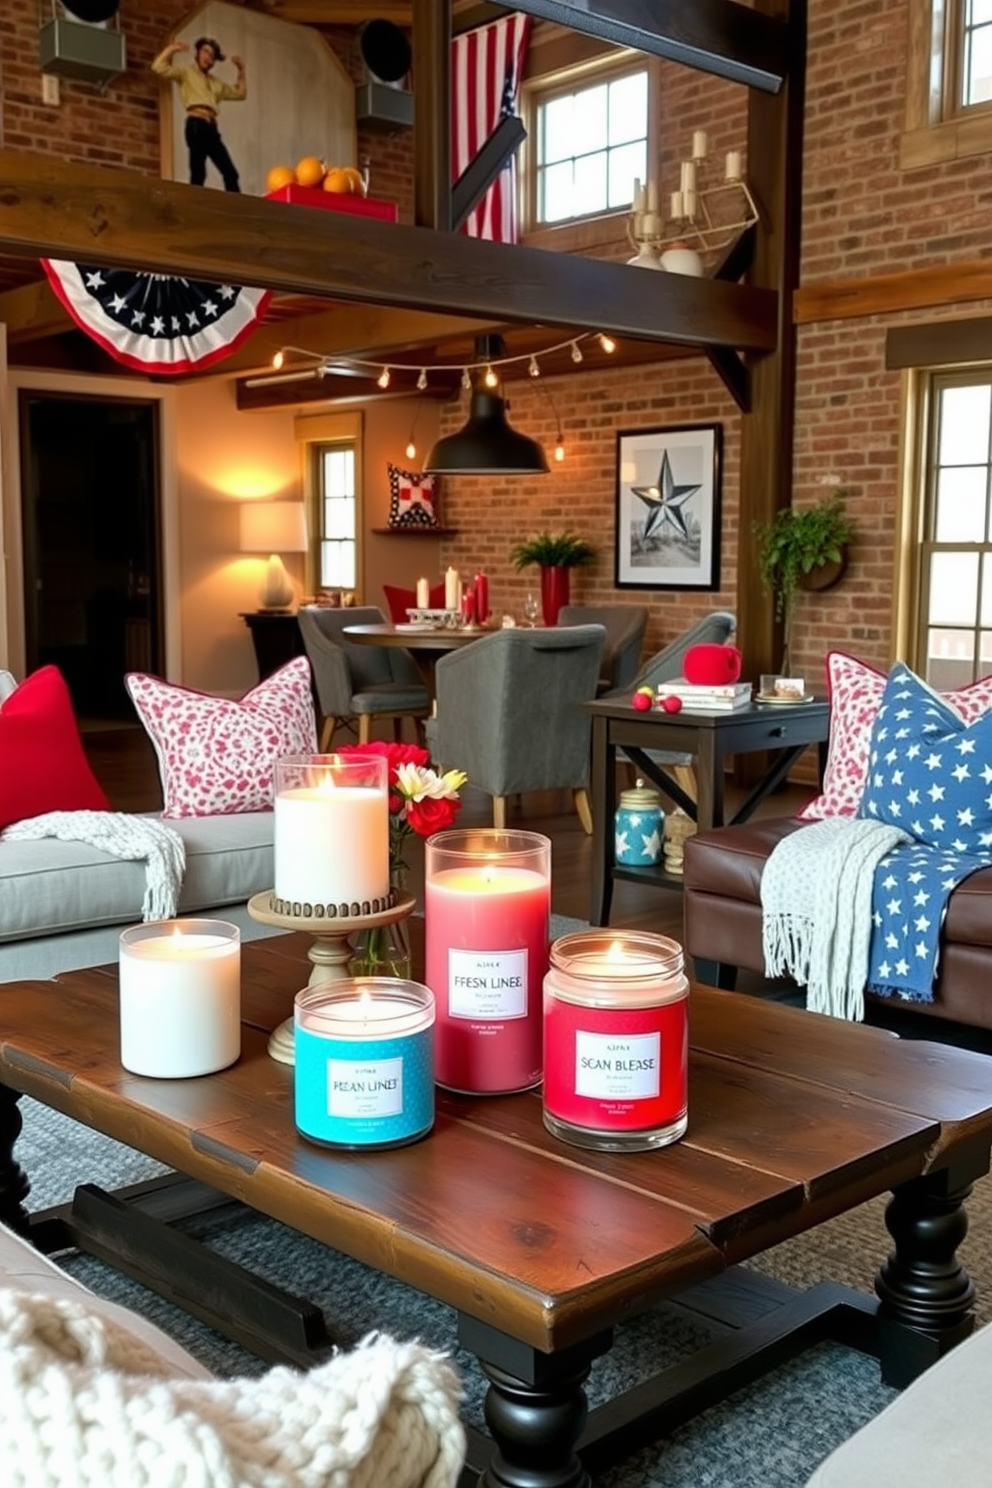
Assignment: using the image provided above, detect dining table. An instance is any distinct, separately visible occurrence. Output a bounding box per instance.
[342,621,491,702]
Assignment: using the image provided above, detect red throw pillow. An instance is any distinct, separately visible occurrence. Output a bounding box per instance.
[0,666,109,830]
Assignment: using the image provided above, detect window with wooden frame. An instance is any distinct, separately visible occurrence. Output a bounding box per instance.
[521,56,649,230]
[295,412,362,598]
[902,0,992,167]
[906,370,992,688]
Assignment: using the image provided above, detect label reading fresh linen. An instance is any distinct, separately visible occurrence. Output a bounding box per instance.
[575,1029,661,1101]
[448,948,527,1020]
[327,1056,403,1118]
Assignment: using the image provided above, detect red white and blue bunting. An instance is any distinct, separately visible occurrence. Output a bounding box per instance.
[41,260,272,374]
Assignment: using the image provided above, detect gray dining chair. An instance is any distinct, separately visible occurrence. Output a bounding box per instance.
[297,605,430,750]
[558,604,648,694]
[607,610,738,801]
[426,624,606,832]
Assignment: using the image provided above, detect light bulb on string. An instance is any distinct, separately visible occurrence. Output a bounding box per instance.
[272,349,285,369]
[461,368,472,391]
[417,368,428,391]
[529,355,540,377]
[598,333,616,354]
[377,367,391,389]
[484,364,498,389]
[571,342,583,364]
[555,435,565,463]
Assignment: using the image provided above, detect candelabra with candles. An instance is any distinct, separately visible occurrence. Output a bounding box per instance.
[627,131,759,274]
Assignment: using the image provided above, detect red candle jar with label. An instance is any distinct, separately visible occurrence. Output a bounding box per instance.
[425,828,550,1093]
[543,930,688,1151]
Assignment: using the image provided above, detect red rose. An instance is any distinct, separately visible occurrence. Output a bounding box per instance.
[406,793,461,837]
[338,740,430,785]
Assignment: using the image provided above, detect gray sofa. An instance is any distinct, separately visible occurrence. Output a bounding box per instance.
[0,809,277,982]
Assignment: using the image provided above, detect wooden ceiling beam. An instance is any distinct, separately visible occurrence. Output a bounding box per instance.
[0,150,777,354]
[508,0,789,92]
[0,277,70,344]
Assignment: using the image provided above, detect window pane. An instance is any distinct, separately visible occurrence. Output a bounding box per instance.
[607,72,647,144]
[540,94,574,165]
[969,0,992,23]
[929,550,980,624]
[608,140,646,209]
[926,631,979,690]
[934,465,988,540]
[939,384,991,464]
[570,83,607,158]
[323,499,353,540]
[965,25,992,104]
[321,542,355,589]
[572,151,607,216]
[540,161,575,222]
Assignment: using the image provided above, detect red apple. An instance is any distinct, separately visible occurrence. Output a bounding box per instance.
[660,694,683,713]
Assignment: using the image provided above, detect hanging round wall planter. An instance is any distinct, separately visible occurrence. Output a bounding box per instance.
[798,546,849,593]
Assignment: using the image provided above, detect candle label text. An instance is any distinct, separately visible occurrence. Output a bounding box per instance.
[327,1056,403,1118]
[574,1031,661,1100]
[448,949,527,1020]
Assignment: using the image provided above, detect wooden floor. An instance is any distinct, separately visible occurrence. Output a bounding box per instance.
[82,724,812,942]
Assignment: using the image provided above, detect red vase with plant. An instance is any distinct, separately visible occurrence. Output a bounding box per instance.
[509,530,596,626]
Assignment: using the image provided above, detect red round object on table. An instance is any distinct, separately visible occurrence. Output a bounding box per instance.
[661,695,683,713]
[631,691,652,711]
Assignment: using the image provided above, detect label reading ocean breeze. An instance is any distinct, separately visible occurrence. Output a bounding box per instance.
[327,1056,403,1118]
[448,948,527,1020]
[575,1030,661,1100]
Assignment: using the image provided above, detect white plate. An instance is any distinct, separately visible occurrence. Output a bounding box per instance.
[756,692,815,705]
[395,621,435,632]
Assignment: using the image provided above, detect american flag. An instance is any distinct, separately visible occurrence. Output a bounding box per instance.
[452,12,532,243]
[41,260,271,375]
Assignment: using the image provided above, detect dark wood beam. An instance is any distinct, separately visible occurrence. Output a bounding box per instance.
[0,150,777,353]
[507,0,789,92]
[452,114,527,231]
[886,316,992,371]
[413,0,451,231]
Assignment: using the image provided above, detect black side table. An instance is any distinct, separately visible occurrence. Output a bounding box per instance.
[239,611,305,679]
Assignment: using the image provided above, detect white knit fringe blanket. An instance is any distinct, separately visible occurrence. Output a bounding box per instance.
[761,817,910,1021]
[1,811,185,921]
[0,1289,465,1488]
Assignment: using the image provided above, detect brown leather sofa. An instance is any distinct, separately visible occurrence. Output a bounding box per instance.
[683,816,992,1033]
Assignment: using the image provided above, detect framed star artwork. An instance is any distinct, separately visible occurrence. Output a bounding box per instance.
[614,424,722,590]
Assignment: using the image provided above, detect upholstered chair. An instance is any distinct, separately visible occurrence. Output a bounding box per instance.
[297,605,429,750]
[610,610,738,800]
[558,604,648,693]
[426,624,606,832]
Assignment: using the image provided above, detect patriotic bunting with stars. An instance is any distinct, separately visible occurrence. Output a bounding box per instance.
[41,261,272,374]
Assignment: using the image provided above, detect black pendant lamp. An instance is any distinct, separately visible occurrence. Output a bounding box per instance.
[423,336,549,475]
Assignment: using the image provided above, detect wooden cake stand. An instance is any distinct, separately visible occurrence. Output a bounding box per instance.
[246,889,416,1064]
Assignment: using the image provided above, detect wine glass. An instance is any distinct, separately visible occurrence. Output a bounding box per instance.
[523,592,541,627]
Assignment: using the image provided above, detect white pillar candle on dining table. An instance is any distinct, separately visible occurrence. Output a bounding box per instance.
[416,576,430,608]
[274,754,390,910]
[119,919,241,1078]
[444,566,460,610]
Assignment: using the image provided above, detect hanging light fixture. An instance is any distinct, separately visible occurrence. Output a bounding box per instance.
[423,335,549,475]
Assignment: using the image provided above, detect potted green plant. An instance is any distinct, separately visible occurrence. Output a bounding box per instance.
[753,490,854,672]
[509,530,596,624]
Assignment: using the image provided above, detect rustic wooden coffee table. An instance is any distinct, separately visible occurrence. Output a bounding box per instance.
[3,932,992,1488]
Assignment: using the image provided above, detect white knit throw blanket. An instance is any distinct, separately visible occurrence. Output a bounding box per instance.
[0,1290,465,1488]
[761,817,910,1021]
[1,811,186,921]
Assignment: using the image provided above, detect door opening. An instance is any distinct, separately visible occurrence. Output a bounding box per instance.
[19,391,163,721]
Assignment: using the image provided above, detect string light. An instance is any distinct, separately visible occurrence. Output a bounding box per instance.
[534,380,566,464]
[270,328,620,391]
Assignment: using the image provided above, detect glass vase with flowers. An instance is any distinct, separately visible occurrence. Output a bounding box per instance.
[337,741,467,978]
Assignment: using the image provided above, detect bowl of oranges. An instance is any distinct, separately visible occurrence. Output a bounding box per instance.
[266,158,367,197]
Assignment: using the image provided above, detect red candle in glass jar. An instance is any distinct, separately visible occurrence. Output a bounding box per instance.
[425,828,550,1093]
[543,930,688,1151]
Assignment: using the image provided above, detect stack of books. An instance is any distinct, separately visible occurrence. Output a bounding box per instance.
[656,679,753,711]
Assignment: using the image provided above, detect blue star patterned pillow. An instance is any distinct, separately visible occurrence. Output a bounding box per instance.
[858,664,992,855]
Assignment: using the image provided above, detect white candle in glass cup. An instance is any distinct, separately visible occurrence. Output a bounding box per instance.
[274,754,389,909]
[119,919,241,1078]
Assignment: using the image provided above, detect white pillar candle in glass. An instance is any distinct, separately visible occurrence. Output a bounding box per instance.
[274,754,389,910]
[444,566,460,609]
[119,919,241,1078]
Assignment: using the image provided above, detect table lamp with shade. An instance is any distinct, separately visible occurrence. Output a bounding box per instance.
[239,501,308,611]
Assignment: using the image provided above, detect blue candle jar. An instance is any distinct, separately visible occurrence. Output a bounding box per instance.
[294,979,435,1149]
[614,780,664,866]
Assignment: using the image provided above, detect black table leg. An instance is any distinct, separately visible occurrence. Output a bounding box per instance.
[459,1315,611,1488]
[0,1082,31,1236]
[874,1165,980,1386]
[589,718,613,926]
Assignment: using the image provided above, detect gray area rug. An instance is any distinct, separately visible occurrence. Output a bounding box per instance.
[12,943,992,1486]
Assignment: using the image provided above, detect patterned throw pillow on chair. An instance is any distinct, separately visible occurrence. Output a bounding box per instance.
[126,656,317,818]
[799,651,992,820]
[858,664,992,853]
[387,465,440,530]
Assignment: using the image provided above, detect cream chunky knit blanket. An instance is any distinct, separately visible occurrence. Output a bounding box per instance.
[1,811,185,921]
[761,817,910,1021]
[0,1289,465,1488]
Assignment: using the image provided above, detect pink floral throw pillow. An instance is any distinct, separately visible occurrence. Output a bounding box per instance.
[799,651,992,820]
[126,656,317,818]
